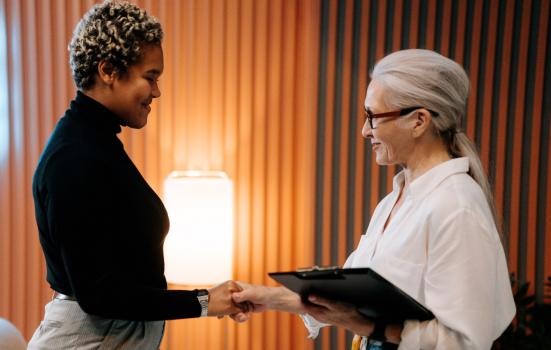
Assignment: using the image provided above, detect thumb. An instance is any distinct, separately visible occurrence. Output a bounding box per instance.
[232,291,246,303]
[308,294,330,307]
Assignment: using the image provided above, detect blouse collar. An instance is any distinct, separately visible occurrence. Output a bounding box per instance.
[392,157,470,200]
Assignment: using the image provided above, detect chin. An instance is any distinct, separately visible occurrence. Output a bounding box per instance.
[128,115,149,129]
[126,120,148,129]
[133,122,147,129]
[375,156,394,166]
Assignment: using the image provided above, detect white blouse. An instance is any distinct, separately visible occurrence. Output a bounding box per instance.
[302,157,515,350]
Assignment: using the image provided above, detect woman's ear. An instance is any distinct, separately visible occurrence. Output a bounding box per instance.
[97,61,117,84]
[411,109,433,138]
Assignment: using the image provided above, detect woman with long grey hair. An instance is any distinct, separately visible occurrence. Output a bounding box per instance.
[230,49,515,350]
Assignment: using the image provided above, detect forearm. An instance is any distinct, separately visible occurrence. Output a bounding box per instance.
[339,311,375,337]
[76,286,202,320]
[266,287,304,313]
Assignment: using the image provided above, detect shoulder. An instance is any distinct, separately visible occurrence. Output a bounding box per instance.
[423,173,498,242]
[35,132,116,194]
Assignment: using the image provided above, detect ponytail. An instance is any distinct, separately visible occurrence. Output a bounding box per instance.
[451,131,500,230]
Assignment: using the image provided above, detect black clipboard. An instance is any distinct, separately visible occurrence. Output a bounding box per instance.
[269,267,434,323]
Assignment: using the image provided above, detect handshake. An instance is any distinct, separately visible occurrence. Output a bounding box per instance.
[202,281,401,343]
[204,281,305,322]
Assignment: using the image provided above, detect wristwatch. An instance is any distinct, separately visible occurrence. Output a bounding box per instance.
[196,289,209,317]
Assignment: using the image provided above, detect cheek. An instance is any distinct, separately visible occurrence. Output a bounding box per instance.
[374,132,405,157]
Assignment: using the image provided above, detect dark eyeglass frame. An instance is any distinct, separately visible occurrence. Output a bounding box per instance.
[364,106,439,129]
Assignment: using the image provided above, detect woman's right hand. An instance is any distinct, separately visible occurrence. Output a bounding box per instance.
[229,282,304,322]
[207,280,251,317]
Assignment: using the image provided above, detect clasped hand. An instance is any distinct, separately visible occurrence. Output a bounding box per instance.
[225,282,402,344]
[227,282,373,335]
[206,280,253,317]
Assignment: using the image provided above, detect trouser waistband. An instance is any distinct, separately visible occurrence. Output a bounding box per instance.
[52,291,77,301]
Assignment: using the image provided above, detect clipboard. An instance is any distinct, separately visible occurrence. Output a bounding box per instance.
[269,266,434,322]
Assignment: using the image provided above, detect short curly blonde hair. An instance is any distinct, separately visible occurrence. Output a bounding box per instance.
[69,0,163,90]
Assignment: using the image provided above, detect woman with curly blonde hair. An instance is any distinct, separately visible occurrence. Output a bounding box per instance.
[28,1,246,349]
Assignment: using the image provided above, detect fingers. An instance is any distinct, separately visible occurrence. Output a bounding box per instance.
[225,280,245,293]
[384,323,403,344]
[207,281,248,316]
[209,280,276,319]
[307,294,333,308]
[231,290,246,303]
[229,312,250,323]
[231,285,266,305]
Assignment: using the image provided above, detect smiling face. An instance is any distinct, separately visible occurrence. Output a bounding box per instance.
[108,44,164,129]
[362,80,415,166]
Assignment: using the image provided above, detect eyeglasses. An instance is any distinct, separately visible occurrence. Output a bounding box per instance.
[364,106,439,129]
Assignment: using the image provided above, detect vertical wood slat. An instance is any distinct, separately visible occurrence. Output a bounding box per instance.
[352,0,369,251]
[221,0,239,346]
[337,0,352,269]
[425,0,437,49]
[547,130,551,302]
[22,0,42,338]
[465,0,483,139]
[479,0,498,171]
[439,0,452,56]
[512,0,532,285]
[531,0,549,304]
[264,0,282,348]
[537,0,551,302]
[409,0,420,48]
[8,0,25,337]
[494,0,515,250]
[292,1,318,349]
[523,0,540,297]
[336,2,354,347]
[370,0,385,207]
[0,0,10,322]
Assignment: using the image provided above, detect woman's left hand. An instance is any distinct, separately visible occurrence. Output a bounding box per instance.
[304,294,375,337]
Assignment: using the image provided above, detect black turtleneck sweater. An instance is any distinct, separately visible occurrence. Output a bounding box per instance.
[33,92,201,320]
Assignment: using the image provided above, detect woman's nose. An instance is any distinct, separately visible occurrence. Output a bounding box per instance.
[152,83,161,98]
[362,119,373,138]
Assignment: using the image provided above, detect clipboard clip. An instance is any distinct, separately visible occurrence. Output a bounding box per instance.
[296,265,340,272]
[295,265,344,279]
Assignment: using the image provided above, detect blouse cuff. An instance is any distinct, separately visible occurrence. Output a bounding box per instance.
[300,314,329,339]
[398,320,421,350]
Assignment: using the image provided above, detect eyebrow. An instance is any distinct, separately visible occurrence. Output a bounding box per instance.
[146,69,162,75]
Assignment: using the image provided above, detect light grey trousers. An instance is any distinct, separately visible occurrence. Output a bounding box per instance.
[28,298,165,350]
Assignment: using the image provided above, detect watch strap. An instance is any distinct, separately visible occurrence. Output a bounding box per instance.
[196,289,209,317]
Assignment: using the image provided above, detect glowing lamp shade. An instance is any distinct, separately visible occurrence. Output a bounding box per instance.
[163,171,234,285]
